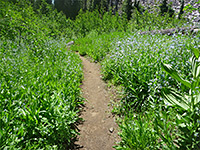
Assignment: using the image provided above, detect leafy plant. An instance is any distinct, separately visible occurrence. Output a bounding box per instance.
[102,33,195,113]
[115,112,159,150]
[154,106,178,150]
[71,31,128,61]
[161,47,200,149]
[0,1,83,149]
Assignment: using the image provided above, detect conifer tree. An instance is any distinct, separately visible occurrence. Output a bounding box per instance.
[122,0,133,20]
[160,0,168,15]
[178,0,184,19]
[54,0,81,19]
[159,0,174,17]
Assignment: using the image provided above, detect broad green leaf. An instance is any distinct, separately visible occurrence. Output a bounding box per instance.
[191,48,200,58]
[196,65,200,78]
[161,63,191,88]
[190,55,200,78]
[162,88,190,110]
[190,56,197,78]
[194,93,200,105]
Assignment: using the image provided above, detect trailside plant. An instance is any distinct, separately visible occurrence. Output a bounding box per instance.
[161,47,200,149]
[71,31,128,61]
[0,0,72,40]
[0,1,83,149]
[114,43,200,150]
[115,111,159,150]
[102,33,194,112]
[72,9,127,37]
[0,38,83,149]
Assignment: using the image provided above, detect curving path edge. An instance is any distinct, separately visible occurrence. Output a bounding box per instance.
[74,55,119,150]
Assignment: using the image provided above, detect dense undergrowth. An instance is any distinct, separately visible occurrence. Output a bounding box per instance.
[72,15,200,150]
[0,38,83,149]
[108,34,200,150]
[102,34,194,112]
[0,1,83,149]
[1,0,199,149]
[71,31,128,61]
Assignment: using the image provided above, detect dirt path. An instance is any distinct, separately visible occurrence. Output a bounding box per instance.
[74,55,119,150]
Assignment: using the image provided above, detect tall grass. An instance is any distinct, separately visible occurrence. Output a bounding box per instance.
[1,0,197,149]
[0,1,83,149]
[102,33,194,111]
[71,26,199,149]
[103,33,200,149]
[71,31,128,61]
[0,38,83,149]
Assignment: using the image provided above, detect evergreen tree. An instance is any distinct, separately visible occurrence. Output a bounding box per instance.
[178,0,184,19]
[159,0,174,17]
[122,0,133,20]
[82,0,87,11]
[54,0,81,19]
[46,0,52,4]
[160,0,168,15]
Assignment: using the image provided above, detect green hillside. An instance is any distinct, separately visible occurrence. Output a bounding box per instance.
[1,0,199,149]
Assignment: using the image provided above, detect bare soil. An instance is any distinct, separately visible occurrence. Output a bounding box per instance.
[74,55,119,150]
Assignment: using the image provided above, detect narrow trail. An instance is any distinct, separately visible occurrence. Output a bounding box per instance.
[75,55,119,150]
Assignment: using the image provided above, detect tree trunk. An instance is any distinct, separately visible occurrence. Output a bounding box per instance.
[178,0,184,19]
[123,0,133,20]
[115,0,119,12]
[83,0,87,11]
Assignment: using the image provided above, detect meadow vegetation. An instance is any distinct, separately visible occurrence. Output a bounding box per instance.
[0,0,199,149]
[0,1,83,149]
[74,29,200,149]
[70,3,200,149]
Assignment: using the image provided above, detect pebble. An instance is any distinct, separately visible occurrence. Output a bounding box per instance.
[109,127,114,133]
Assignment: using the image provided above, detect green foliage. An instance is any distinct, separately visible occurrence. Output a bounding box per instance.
[99,33,199,149]
[115,112,159,150]
[128,9,187,31]
[0,0,72,40]
[102,33,195,112]
[183,1,200,13]
[122,0,133,20]
[1,0,198,149]
[153,106,178,150]
[72,9,127,37]
[71,31,128,61]
[0,0,83,149]
[161,47,200,149]
[115,101,181,149]
[0,38,83,149]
